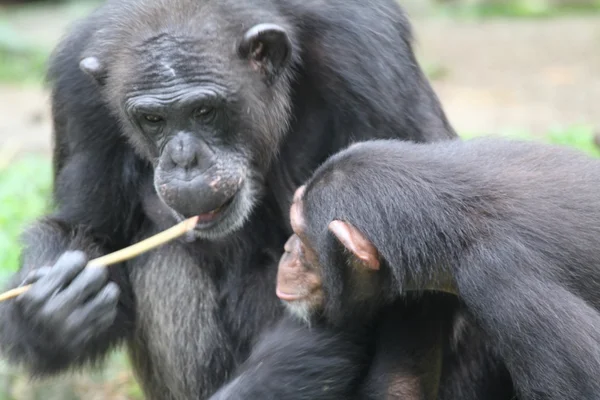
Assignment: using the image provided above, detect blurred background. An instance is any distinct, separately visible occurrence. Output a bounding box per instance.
[0,0,599,398]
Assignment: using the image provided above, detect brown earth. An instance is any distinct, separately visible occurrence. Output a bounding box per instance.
[415,15,600,136]
[1,14,599,156]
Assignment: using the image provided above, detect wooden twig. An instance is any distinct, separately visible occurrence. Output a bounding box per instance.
[0,216,199,302]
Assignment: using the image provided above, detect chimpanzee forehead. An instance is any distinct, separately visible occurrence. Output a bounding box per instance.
[131,33,233,84]
[290,199,305,236]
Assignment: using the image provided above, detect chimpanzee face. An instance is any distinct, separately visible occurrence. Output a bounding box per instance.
[80,23,294,240]
[277,185,383,324]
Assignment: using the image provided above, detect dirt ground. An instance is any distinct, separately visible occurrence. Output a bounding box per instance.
[416,15,600,137]
[1,13,599,155]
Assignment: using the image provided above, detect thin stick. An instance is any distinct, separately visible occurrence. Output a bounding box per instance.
[0,216,199,302]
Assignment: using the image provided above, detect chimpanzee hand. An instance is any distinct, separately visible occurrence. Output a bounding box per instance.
[15,251,120,352]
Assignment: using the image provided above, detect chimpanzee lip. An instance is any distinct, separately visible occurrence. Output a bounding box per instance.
[276,288,304,302]
[194,194,237,229]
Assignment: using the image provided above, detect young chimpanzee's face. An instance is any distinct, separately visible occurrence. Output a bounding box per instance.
[276,186,325,322]
[276,185,383,324]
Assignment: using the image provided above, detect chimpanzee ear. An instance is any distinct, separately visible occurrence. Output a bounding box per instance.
[293,185,306,204]
[328,220,380,271]
[239,23,292,84]
[79,56,107,86]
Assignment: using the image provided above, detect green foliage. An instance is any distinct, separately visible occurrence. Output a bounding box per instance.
[460,125,600,157]
[0,23,50,85]
[0,156,52,281]
[544,125,600,157]
[436,0,600,19]
[0,155,144,399]
[0,0,102,85]
[423,62,451,81]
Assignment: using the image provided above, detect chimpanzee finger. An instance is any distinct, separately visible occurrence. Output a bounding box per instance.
[17,251,88,316]
[36,266,110,323]
[69,307,118,350]
[62,282,120,338]
[20,266,52,286]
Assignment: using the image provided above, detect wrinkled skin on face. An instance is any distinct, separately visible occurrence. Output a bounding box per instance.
[276,186,325,320]
[276,234,324,321]
[80,19,295,240]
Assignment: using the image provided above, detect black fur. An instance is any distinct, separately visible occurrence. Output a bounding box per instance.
[210,296,458,400]
[299,137,600,400]
[0,0,512,399]
[357,297,456,400]
[209,315,371,400]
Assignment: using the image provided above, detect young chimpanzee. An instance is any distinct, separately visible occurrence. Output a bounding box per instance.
[216,137,600,400]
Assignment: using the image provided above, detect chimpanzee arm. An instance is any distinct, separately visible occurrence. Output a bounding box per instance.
[455,241,600,400]
[438,309,515,400]
[209,315,369,400]
[358,298,452,400]
[0,221,133,375]
[0,146,142,376]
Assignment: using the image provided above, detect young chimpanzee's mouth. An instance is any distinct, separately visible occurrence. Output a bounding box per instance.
[195,195,237,227]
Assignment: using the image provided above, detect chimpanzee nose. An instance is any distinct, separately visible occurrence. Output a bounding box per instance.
[168,135,199,170]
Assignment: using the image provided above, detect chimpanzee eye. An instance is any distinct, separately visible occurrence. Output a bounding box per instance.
[298,245,315,270]
[143,114,164,123]
[194,106,216,120]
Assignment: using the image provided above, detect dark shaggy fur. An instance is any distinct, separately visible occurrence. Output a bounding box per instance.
[296,137,600,400]
[0,0,512,399]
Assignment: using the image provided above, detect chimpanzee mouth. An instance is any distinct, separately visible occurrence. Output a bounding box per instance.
[194,195,237,229]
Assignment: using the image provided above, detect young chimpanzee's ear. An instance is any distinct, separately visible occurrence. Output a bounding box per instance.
[79,56,107,86]
[328,220,380,271]
[239,23,292,84]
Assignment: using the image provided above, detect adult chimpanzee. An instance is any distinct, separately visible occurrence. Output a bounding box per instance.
[244,137,600,400]
[0,0,508,398]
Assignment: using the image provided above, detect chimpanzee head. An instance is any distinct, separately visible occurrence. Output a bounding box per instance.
[276,141,461,326]
[78,0,297,239]
[276,185,389,327]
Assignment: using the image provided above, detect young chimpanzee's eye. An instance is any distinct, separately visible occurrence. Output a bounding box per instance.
[143,114,164,123]
[298,243,318,271]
